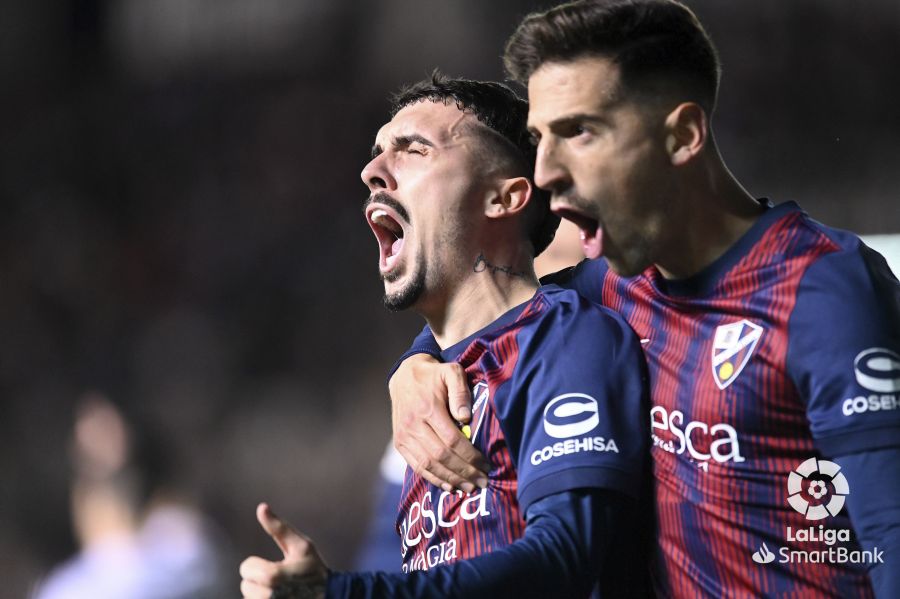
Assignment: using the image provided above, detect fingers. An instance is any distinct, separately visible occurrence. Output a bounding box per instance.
[240,555,280,588]
[424,386,491,476]
[257,503,310,559]
[240,577,272,599]
[396,419,490,492]
[243,507,330,599]
[395,434,475,493]
[443,363,473,423]
[390,358,490,491]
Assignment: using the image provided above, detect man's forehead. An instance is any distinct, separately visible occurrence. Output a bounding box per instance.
[527,56,622,126]
[375,101,479,144]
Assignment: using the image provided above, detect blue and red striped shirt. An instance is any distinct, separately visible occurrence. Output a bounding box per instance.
[559,200,900,597]
[396,285,647,576]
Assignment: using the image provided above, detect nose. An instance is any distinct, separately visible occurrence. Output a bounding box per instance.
[360,153,397,193]
[533,138,569,194]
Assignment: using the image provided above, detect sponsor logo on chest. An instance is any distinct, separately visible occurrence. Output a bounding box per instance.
[650,405,745,466]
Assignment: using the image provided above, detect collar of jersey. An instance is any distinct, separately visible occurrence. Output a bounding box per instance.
[440,288,547,362]
[656,198,800,297]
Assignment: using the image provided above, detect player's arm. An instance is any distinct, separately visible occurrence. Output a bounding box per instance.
[242,488,636,599]
[389,343,490,493]
[242,289,650,598]
[833,448,900,598]
[789,242,900,598]
[387,260,607,490]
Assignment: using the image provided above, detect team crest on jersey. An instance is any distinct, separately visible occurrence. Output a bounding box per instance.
[462,381,490,442]
[712,319,764,390]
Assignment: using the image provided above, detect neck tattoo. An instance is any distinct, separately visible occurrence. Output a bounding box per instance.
[473,252,527,279]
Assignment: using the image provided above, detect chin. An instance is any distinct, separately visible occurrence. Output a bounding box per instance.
[606,255,652,278]
[382,276,426,312]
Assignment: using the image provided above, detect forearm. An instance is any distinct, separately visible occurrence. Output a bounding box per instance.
[388,326,442,382]
[327,490,630,599]
[836,446,900,599]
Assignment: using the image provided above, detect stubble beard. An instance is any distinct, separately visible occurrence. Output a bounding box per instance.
[382,253,427,312]
[381,215,466,312]
[604,211,660,277]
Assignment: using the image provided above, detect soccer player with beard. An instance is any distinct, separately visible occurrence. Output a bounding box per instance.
[388,1,900,597]
[238,75,649,598]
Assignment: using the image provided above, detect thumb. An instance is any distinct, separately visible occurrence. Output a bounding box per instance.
[256,502,308,559]
[443,364,473,423]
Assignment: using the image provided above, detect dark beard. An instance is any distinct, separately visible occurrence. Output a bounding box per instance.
[382,254,426,312]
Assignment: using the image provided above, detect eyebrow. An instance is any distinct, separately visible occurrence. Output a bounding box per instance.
[371,133,436,158]
[528,113,608,135]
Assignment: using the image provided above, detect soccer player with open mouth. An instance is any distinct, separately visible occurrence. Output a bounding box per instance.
[239,74,649,598]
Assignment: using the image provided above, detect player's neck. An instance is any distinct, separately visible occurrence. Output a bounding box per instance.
[425,249,539,350]
[655,155,765,280]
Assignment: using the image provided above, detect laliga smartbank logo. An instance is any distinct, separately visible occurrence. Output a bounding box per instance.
[751,543,776,564]
[751,457,884,566]
[530,393,618,466]
[787,457,848,520]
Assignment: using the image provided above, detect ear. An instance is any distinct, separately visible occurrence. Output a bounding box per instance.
[485,176,532,220]
[664,102,708,166]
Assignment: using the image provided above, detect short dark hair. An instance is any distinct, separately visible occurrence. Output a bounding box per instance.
[504,0,721,114]
[391,72,559,257]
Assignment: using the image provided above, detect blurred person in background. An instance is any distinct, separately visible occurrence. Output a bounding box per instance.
[239,73,649,598]
[32,392,233,599]
[352,441,406,573]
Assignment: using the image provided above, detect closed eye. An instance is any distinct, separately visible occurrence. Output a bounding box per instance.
[406,142,428,155]
[393,134,434,156]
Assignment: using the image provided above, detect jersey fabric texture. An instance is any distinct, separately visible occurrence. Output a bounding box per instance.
[553,200,900,597]
[396,284,647,575]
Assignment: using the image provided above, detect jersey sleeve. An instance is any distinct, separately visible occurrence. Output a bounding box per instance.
[835,446,900,599]
[539,258,608,304]
[788,241,900,456]
[497,289,649,513]
[388,325,444,383]
[327,488,648,599]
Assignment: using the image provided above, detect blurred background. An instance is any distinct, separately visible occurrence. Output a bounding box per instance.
[1,0,898,596]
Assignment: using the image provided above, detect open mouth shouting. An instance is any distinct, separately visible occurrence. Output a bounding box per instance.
[551,203,603,260]
[365,198,410,278]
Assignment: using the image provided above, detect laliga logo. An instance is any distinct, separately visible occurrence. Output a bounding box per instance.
[543,393,599,438]
[787,457,849,521]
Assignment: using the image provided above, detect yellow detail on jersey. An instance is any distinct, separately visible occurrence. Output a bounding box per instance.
[719,362,734,381]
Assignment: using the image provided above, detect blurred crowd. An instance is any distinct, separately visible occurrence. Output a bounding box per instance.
[1,1,897,596]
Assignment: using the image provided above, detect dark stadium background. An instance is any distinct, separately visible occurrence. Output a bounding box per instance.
[2,0,898,595]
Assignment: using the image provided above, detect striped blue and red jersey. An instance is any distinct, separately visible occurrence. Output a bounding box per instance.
[561,200,900,597]
[396,285,647,576]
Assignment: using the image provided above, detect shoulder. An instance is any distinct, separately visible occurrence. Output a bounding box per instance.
[515,285,643,362]
[793,215,898,304]
[784,206,888,272]
[539,259,609,303]
[530,285,633,334]
[751,204,898,306]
